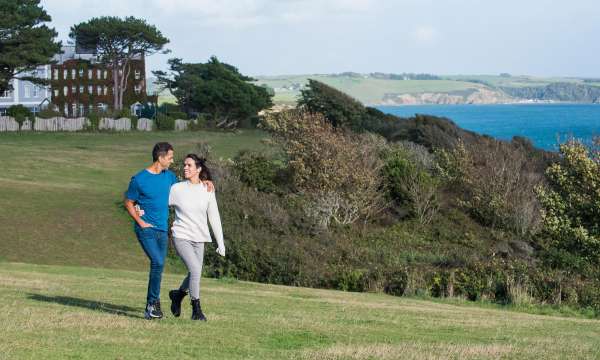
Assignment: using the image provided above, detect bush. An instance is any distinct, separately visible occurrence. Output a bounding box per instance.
[37,107,62,119]
[262,110,388,229]
[7,105,32,129]
[536,140,600,268]
[155,113,175,130]
[437,139,544,236]
[85,112,101,131]
[232,151,288,193]
[384,267,409,296]
[383,142,440,224]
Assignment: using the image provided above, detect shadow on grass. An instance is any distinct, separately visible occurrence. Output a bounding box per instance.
[27,293,144,319]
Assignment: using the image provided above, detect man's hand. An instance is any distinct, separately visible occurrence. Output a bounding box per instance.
[139,221,154,229]
[203,180,215,192]
[216,246,225,257]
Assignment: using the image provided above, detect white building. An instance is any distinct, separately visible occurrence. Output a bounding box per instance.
[0,66,52,115]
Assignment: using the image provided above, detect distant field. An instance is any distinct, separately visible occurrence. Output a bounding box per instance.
[2,262,600,359]
[256,75,481,104]
[0,131,269,270]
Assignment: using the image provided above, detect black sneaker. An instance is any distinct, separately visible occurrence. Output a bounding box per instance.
[191,299,207,321]
[169,289,187,317]
[144,300,163,320]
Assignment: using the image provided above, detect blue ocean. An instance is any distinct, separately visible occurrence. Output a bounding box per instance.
[377,104,600,151]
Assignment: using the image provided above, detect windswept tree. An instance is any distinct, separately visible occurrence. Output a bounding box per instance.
[70,16,169,110]
[153,57,273,127]
[0,0,62,93]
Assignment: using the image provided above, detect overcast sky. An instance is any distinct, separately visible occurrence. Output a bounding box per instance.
[41,0,600,77]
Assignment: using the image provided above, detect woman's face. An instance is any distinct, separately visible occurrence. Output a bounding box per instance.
[183,158,201,180]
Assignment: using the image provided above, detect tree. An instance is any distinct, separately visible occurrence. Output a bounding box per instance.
[70,16,169,110]
[0,0,61,93]
[153,57,273,127]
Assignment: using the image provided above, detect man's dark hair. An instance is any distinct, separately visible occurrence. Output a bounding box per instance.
[152,142,173,162]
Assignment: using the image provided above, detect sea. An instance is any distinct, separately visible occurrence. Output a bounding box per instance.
[376,103,600,151]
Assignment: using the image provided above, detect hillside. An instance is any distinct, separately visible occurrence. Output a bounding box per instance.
[2,262,599,359]
[250,73,600,105]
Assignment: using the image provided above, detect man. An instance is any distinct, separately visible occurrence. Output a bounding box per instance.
[124,142,177,319]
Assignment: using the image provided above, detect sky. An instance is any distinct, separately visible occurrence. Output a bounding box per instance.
[40,0,600,78]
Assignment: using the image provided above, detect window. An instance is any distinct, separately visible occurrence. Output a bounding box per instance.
[53,89,59,97]
[63,86,68,96]
[24,85,31,98]
[71,85,76,94]
[64,104,68,116]
[63,69,68,79]
[103,86,108,95]
[79,104,85,116]
[78,69,84,78]
[53,69,59,80]
[79,85,84,93]
[72,103,77,117]
[32,86,39,97]
[88,85,93,94]
[88,69,93,79]
[37,68,44,78]
[1,90,11,98]
[97,85,102,95]
[134,70,141,80]
[71,69,76,79]
[134,85,141,94]
[103,70,108,79]
[97,69,101,79]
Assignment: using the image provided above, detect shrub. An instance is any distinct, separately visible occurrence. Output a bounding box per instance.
[85,112,101,131]
[261,110,388,229]
[384,267,409,296]
[383,142,440,224]
[37,107,61,119]
[437,139,544,236]
[155,113,175,130]
[536,141,600,268]
[232,151,288,193]
[7,105,32,129]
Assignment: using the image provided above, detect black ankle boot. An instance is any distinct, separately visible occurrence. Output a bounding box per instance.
[169,289,187,317]
[191,299,207,321]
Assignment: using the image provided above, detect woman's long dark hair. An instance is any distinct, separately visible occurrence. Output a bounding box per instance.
[185,153,212,181]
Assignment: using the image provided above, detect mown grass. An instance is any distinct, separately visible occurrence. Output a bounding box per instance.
[0,131,269,270]
[1,262,600,359]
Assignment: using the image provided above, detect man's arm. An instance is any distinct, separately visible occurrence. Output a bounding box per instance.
[124,199,153,228]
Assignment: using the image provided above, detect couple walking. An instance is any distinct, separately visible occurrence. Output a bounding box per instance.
[124,142,225,321]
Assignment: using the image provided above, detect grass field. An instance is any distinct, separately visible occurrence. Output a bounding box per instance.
[2,262,599,359]
[0,131,269,270]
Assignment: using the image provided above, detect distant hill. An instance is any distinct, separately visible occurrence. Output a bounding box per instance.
[252,73,600,106]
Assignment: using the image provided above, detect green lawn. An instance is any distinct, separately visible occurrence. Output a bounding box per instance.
[0,131,269,270]
[1,262,599,359]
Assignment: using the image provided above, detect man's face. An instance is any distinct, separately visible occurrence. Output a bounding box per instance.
[158,150,174,169]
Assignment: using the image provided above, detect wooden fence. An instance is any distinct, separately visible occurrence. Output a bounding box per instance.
[0,116,200,132]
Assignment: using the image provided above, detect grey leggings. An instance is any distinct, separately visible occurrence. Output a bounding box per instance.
[173,238,205,300]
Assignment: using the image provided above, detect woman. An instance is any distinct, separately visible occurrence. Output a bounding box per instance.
[158,154,225,321]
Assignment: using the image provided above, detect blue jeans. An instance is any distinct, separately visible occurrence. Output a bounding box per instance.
[135,227,168,304]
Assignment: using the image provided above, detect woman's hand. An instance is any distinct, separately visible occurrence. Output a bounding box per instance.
[203,180,215,192]
[134,204,145,217]
[216,246,225,257]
